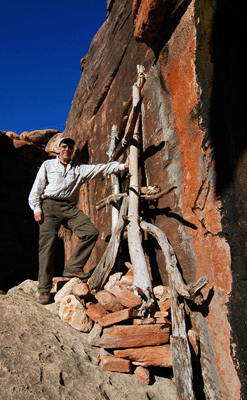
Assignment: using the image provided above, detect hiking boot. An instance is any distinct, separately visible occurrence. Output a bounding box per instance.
[39,292,53,305]
[62,271,91,281]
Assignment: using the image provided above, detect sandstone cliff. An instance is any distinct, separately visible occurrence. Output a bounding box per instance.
[63,0,246,398]
[1,0,246,399]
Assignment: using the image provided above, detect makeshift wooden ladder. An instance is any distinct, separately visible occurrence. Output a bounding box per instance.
[88,66,208,400]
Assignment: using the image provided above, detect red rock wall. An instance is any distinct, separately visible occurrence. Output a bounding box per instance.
[63,0,246,398]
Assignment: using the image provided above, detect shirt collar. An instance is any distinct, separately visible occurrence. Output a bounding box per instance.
[56,155,72,169]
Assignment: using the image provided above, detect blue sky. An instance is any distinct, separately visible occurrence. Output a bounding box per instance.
[0,1,107,134]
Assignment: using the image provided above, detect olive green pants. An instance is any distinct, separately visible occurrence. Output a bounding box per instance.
[38,198,99,293]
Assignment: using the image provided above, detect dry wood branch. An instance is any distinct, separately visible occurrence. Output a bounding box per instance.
[96,193,127,210]
[127,66,154,313]
[140,220,208,399]
[140,186,177,201]
[109,98,142,162]
[117,96,133,141]
[107,125,121,232]
[106,125,118,161]
[118,115,128,142]
[140,221,208,300]
[187,276,209,305]
[88,197,128,293]
[170,279,195,400]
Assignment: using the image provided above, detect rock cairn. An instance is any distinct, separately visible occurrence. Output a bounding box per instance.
[43,263,198,386]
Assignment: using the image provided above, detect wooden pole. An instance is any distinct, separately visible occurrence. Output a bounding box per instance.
[127,66,154,313]
[107,125,120,232]
[88,196,128,293]
[140,221,208,399]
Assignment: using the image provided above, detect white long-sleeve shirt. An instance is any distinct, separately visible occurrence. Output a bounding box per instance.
[28,156,126,214]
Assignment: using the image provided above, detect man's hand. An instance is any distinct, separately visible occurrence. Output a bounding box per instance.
[34,211,44,224]
[124,156,129,170]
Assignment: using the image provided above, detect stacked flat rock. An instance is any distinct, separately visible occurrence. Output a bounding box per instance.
[47,265,182,385]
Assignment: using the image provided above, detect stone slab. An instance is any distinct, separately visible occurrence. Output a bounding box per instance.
[114,344,172,368]
[86,302,109,321]
[99,355,131,373]
[99,325,170,349]
[98,308,138,327]
[95,290,124,312]
[115,290,142,309]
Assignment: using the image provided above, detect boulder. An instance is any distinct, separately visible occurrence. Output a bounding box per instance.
[71,282,91,298]
[134,366,151,385]
[6,131,19,139]
[59,294,93,332]
[45,132,63,153]
[7,279,39,299]
[19,129,60,144]
[54,277,82,307]
[95,290,125,312]
[12,138,55,166]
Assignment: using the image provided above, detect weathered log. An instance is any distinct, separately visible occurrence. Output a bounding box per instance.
[96,185,176,211]
[139,221,206,399]
[107,125,121,232]
[106,125,118,161]
[139,221,208,299]
[96,193,127,210]
[127,66,154,314]
[170,279,195,400]
[109,98,142,162]
[117,95,133,141]
[88,196,128,293]
[140,186,177,201]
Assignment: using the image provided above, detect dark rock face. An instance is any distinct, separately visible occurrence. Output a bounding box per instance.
[0,133,64,292]
[0,133,40,292]
[207,1,247,398]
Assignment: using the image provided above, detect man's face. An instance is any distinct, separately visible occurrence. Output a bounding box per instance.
[58,143,74,164]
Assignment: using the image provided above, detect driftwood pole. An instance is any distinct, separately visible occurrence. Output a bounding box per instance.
[107,125,120,232]
[140,221,208,399]
[127,66,154,313]
[88,197,128,293]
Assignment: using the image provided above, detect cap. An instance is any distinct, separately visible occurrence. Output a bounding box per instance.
[59,137,75,147]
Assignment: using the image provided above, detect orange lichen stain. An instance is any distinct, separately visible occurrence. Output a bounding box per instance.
[166,14,232,294]
[164,4,240,396]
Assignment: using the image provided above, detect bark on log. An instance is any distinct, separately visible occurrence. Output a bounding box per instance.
[139,221,207,399]
[109,98,142,162]
[170,279,195,400]
[96,193,127,210]
[127,66,154,313]
[107,125,121,232]
[88,196,128,293]
[140,186,177,201]
[140,221,208,299]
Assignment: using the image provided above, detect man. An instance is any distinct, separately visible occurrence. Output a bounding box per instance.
[29,137,129,305]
